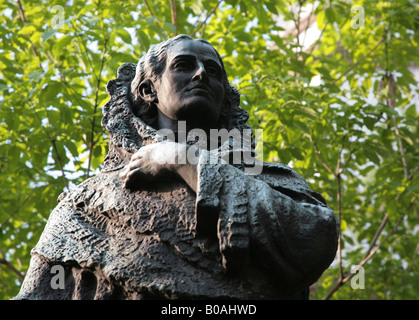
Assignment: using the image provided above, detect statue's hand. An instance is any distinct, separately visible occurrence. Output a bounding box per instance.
[119,142,194,189]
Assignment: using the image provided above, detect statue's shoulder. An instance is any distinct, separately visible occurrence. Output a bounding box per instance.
[259,161,309,185]
[34,172,118,264]
[56,171,116,206]
[257,161,327,205]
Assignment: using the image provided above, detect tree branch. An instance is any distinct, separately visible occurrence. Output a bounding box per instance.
[301,2,316,51]
[142,0,154,17]
[191,0,222,37]
[86,38,108,178]
[312,140,335,176]
[290,0,303,49]
[0,247,25,281]
[364,213,389,258]
[31,105,69,190]
[50,138,70,189]
[339,145,358,174]
[170,0,178,36]
[385,75,409,179]
[74,34,98,83]
[334,38,385,84]
[323,207,408,300]
[0,258,25,281]
[336,173,344,281]
[16,0,44,72]
[0,195,30,229]
[313,137,347,282]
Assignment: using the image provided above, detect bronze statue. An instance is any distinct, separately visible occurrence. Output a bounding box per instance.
[16,35,338,300]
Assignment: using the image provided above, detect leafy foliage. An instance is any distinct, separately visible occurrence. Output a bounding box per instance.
[0,0,418,299]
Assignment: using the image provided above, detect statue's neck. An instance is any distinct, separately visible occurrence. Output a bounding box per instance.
[156,109,178,133]
[155,109,213,143]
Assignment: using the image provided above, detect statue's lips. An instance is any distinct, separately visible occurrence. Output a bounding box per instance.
[186,86,211,97]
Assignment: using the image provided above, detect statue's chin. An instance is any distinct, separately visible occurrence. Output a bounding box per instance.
[172,102,220,130]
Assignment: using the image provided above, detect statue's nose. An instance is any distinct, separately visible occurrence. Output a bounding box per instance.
[192,62,209,84]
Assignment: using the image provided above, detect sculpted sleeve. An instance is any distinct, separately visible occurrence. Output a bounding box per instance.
[195,150,339,291]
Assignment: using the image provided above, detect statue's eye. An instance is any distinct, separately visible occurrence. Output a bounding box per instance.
[174,60,193,70]
[205,63,221,78]
[206,65,220,77]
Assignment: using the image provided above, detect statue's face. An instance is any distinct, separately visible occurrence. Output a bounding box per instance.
[154,39,225,130]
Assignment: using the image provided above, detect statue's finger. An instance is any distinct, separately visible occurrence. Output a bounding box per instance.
[124,167,145,189]
[131,151,145,161]
[127,159,145,171]
[119,158,142,179]
[119,167,128,179]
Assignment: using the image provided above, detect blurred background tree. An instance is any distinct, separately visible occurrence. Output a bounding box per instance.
[0,0,418,299]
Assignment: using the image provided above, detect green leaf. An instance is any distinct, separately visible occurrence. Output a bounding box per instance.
[18,25,36,35]
[118,28,132,44]
[325,7,336,23]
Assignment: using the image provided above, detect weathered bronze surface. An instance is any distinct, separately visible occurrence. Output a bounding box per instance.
[16,35,338,300]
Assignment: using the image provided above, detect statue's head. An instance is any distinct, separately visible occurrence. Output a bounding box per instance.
[130,35,240,132]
